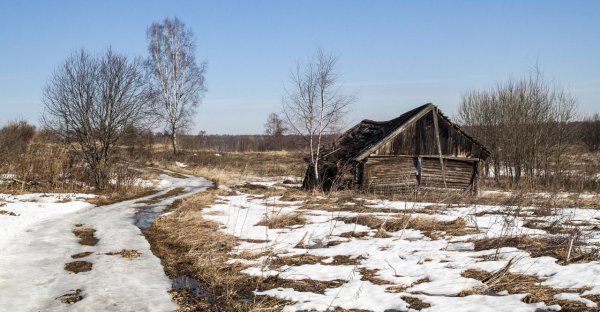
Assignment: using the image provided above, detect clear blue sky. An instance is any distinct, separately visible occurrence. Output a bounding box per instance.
[1,0,598,134]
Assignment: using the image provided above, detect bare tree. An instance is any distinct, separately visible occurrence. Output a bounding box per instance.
[42,48,148,190]
[146,17,207,154]
[264,113,288,150]
[282,48,353,187]
[459,66,577,187]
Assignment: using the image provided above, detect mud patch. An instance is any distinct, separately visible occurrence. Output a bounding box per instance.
[72,226,98,246]
[56,289,83,304]
[401,296,431,310]
[172,275,208,299]
[0,210,18,216]
[64,261,92,274]
[106,249,141,259]
[71,252,93,259]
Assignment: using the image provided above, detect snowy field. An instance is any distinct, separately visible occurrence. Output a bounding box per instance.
[0,172,212,312]
[203,183,600,312]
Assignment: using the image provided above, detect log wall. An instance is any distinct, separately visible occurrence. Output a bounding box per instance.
[361,155,476,194]
[363,156,417,193]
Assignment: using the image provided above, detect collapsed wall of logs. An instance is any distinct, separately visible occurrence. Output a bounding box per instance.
[361,155,477,194]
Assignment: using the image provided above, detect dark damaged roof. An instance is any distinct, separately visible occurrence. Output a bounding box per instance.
[327,103,490,161]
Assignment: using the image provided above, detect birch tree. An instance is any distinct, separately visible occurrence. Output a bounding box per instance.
[283,48,353,188]
[146,17,207,154]
[42,48,148,190]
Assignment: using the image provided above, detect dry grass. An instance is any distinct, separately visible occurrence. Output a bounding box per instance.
[0,210,18,216]
[90,186,158,206]
[523,219,579,235]
[472,235,600,264]
[145,188,291,311]
[460,269,600,310]
[269,254,363,269]
[256,213,306,229]
[359,268,390,285]
[400,296,431,310]
[106,249,141,259]
[259,276,346,295]
[336,215,478,239]
[64,261,92,274]
[71,252,93,259]
[72,226,98,246]
[55,289,83,304]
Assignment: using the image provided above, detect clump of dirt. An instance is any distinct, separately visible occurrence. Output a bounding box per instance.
[64,261,92,273]
[72,226,98,246]
[55,289,83,304]
[71,252,93,259]
[359,268,390,285]
[106,249,141,259]
[401,296,431,310]
[0,210,18,216]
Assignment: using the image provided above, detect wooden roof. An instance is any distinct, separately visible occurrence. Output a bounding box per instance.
[328,103,490,161]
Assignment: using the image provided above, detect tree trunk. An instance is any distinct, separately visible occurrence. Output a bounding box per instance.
[172,129,178,154]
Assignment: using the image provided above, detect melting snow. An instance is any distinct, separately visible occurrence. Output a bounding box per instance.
[0,171,212,311]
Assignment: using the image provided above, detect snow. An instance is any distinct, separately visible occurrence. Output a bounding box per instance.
[201,182,600,311]
[0,170,212,311]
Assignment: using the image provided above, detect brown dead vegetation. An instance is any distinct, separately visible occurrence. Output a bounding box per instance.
[269,254,363,268]
[71,252,93,259]
[138,187,186,205]
[106,249,141,259]
[55,289,83,304]
[359,268,390,285]
[400,296,431,310]
[0,210,18,216]
[145,188,291,311]
[523,219,579,235]
[64,261,92,274]
[256,213,306,229]
[337,215,478,239]
[472,235,600,264]
[89,187,157,206]
[260,276,346,294]
[460,268,599,311]
[72,226,98,246]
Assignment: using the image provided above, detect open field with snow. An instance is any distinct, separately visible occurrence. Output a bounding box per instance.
[3,157,600,311]
[176,179,600,312]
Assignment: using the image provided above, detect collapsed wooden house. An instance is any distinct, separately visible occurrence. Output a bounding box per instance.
[303,103,490,194]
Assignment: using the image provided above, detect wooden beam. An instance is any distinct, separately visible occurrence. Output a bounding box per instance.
[432,107,447,189]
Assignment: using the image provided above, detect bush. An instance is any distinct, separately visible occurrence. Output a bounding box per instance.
[0,120,36,162]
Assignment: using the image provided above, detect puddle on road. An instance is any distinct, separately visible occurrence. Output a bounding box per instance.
[172,275,208,299]
[134,207,163,230]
